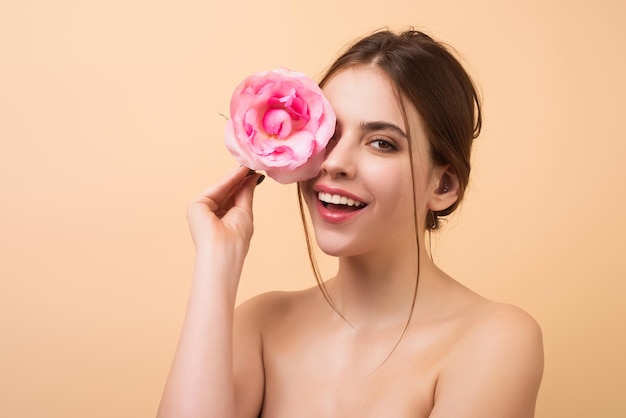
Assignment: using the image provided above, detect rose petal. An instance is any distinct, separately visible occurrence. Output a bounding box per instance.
[262,108,293,138]
[267,149,325,184]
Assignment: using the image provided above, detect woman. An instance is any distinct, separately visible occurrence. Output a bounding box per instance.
[158,30,544,418]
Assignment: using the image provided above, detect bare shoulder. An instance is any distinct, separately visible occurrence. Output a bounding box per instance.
[234,286,320,328]
[464,301,544,385]
[232,287,320,417]
[431,297,544,418]
[467,301,543,353]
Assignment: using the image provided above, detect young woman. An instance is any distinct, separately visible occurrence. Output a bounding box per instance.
[157,30,544,418]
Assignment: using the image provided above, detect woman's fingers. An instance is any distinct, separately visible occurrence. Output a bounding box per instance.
[186,170,264,251]
[187,167,264,226]
[201,166,252,198]
[223,173,264,224]
[192,166,254,213]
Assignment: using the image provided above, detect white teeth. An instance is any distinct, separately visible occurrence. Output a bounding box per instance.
[318,192,364,207]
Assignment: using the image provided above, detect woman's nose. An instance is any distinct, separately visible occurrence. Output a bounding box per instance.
[319,134,357,178]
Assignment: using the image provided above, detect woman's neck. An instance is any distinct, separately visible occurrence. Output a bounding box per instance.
[326,245,440,331]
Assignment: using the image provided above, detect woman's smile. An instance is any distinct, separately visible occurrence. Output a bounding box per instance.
[314,184,368,222]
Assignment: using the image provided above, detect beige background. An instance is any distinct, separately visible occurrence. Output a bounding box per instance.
[1,0,625,417]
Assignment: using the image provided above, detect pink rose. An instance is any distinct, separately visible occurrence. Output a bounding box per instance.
[224,68,336,184]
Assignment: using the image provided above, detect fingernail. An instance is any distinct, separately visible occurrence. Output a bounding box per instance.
[256,175,266,185]
[247,169,256,176]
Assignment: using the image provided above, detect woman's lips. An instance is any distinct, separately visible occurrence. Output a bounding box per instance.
[315,199,365,223]
[313,185,367,224]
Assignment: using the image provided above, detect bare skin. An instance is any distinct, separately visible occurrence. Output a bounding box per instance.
[157,67,544,418]
[234,269,543,418]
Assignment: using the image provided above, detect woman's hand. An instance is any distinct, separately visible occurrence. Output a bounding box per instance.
[158,167,265,418]
[187,166,264,257]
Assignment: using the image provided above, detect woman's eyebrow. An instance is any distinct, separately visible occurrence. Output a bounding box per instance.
[359,121,408,139]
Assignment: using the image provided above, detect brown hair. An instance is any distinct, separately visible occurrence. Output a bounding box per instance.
[297,29,482,348]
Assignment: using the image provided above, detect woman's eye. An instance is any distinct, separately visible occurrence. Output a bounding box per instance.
[370,138,396,151]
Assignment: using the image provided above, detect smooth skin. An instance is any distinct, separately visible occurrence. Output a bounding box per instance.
[157,66,544,418]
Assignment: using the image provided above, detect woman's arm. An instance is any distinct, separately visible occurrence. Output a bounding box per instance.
[429,304,544,418]
[157,167,264,418]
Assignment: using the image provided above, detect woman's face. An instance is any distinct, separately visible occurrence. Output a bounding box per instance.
[302,65,436,258]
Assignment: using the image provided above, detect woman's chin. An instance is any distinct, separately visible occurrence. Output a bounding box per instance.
[314,236,363,258]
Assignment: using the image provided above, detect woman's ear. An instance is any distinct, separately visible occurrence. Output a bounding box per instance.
[428,165,460,212]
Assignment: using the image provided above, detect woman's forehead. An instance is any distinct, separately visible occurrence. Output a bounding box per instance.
[322,66,406,126]
[322,65,427,143]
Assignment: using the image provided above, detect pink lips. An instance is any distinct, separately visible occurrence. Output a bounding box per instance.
[314,185,367,224]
